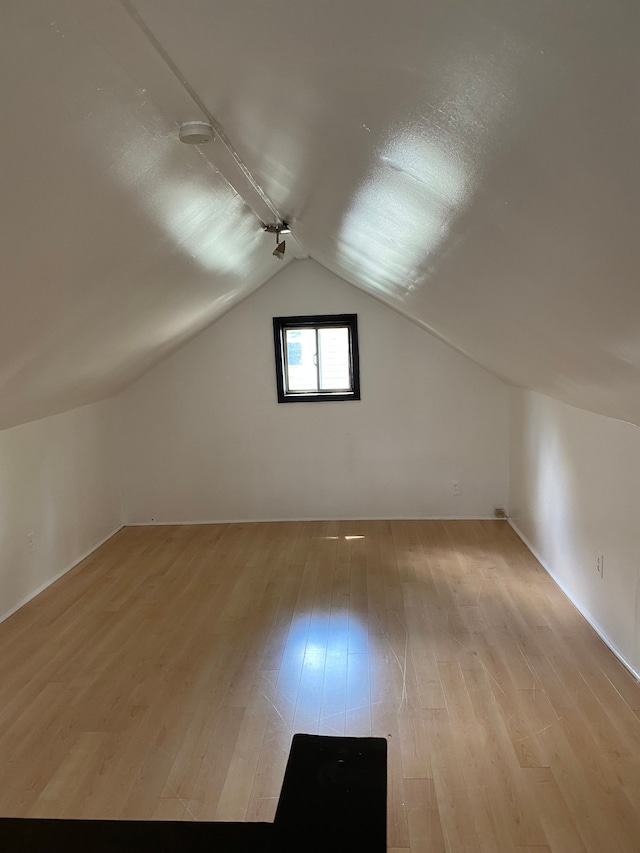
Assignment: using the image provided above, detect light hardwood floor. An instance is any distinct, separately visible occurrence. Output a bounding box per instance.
[1,520,639,851]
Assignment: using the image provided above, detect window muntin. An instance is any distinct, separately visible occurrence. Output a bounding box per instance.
[273,314,360,403]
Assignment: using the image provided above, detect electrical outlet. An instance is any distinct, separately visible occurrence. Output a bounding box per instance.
[596,553,604,578]
[494,507,507,519]
[27,531,35,553]
[452,480,462,496]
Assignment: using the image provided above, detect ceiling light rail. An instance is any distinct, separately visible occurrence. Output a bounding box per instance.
[119,0,283,225]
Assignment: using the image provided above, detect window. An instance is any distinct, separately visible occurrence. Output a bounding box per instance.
[273,314,360,403]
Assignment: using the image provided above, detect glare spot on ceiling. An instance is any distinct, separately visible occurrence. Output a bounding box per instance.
[336,128,471,297]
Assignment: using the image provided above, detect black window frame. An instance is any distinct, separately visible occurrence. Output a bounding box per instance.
[273,314,361,403]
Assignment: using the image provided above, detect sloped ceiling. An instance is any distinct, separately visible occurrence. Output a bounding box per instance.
[2,0,640,429]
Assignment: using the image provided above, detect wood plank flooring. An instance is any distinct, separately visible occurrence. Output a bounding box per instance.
[0,520,639,851]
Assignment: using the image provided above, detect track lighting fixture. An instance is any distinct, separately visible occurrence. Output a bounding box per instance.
[264,223,291,260]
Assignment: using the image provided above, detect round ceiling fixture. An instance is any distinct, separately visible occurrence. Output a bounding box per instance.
[178,121,215,144]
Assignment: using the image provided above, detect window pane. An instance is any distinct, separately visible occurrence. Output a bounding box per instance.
[273,314,359,403]
[318,327,351,391]
[285,328,318,391]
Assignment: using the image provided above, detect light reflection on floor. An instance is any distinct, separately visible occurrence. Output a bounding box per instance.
[275,602,373,738]
[320,535,365,540]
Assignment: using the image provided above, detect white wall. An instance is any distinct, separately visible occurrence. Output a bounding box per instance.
[509,387,640,676]
[0,399,121,622]
[119,260,508,523]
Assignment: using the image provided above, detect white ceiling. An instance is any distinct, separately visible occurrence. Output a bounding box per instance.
[2,0,640,429]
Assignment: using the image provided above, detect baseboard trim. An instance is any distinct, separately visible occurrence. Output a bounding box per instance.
[126,516,506,526]
[508,519,640,684]
[0,524,124,625]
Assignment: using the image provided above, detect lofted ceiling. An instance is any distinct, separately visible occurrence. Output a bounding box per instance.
[2,0,640,430]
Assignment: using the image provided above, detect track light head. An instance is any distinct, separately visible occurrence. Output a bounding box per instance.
[264,223,290,259]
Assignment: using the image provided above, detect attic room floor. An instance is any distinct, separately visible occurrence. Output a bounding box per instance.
[1,520,639,851]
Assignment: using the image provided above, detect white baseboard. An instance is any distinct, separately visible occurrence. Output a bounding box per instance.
[126,515,504,526]
[0,524,124,625]
[509,519,640,684]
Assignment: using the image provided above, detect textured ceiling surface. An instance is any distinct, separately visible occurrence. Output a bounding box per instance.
[2,0,639,429]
